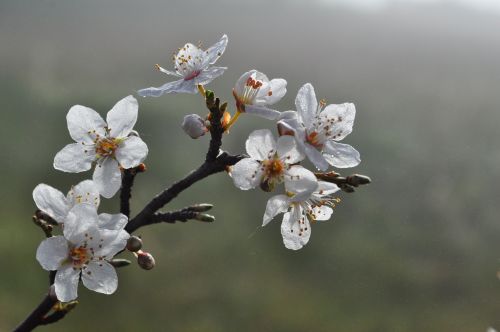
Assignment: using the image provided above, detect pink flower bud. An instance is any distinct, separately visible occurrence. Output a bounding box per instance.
[181,114,208,139]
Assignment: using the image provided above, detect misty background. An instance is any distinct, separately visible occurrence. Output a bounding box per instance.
[1,0,500,331]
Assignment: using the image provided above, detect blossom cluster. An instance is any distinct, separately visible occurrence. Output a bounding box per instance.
[33,33,363,305]
[137,34,361,250]
[34,96,148,302]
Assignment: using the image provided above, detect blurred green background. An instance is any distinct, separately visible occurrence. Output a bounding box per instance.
[2,0,500,331]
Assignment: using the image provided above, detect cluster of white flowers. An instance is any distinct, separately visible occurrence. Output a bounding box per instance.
[136,35,361,250]
[33,34,362,305]
[34,96,149,302]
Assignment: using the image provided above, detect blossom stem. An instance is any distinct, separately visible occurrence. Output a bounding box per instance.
[224,110,241,132]
[197,84,206,97]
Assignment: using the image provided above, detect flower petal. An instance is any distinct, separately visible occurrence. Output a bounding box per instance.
[295,83,317,129]
[244,105,280,120]
[316,181,340,196]
[311,205,333,221]
[256,78,287,105]
[36,236,69,270]
[93,158,121,198]
[55,265,80,302]
[195,66,227,85]
[203,34,228,66]
[106,95,138,138]
[322,141,361,168]
[284,165,318,202]
[139,78,199,97]
[98,213,128,230]
[53,143,95,173]
[245,129,277,161]
[81,261,118,295]
[95,229,130,258]
[66,105,106,144]
[67,180,100,209]
[303,142,329,171]
[233,70,255,97]
[156,65,181,77]
[280,206,311,250]
[115,136,148,169]
[277,135,304,164]
[262,194,290,226]
[231,158,263,190]
[320,103,356,141]
[33,184,69,223]
[64,204,99,245]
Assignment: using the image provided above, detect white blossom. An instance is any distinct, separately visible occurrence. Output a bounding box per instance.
[262,181,340,250]
[231,129,317,200]
[277,83,360,171]
[36,204,130,302]
[32,180,100,224]
[181,114,208,139]
[53,95,148,198]
[138,35,228,97]
[232,70,287,120]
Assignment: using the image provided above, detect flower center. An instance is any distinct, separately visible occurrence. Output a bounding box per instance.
[234,76,263,110]
[95,138,119,157]
[70,246,89,268]
[263,158,285,178]
[306,131,323,148]
[184,70,201,81]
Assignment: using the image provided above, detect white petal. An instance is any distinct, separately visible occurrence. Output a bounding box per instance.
[195,66,227,85]
[277,135,304,164]
[66,105,106,144]
[316,181,340,196]
[137,79,198,97]
[93,158,121,198]
[64,204,99,245]
[280,206,311,250]
[67,180,100,208]
[231,158,262,190]
[311,205,333,221]
[156,65,181,77]
[36,236,69,270]
[33,184,69,223]
[303,143,329,171]
[115,136,148,169]
[95,229,130,258]
[244,105,280,120]
[320,103,356,141]
[203,34,228,66]
[54,265,80,302]
[245,129,277,160]
[106,95,138,138]
[262,194,290,226]
[322,141,361,168]
[98,213,128,231]
[295,83,318,129]
[233,70,255,97]
[284,165,318,202]
[54,143,95,173]
[81,261,118,295]
[255,78,287,105]
[278,110,298,121]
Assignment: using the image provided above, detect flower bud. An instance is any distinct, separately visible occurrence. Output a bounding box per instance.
[195,213,215,222]
[181,114,208,139]
[126,235,143,252]
[347,174,371,186]
[137,251,155,270]
[189,203,213,212]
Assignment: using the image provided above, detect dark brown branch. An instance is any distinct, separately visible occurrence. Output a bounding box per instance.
[120,164,146,218]
[13,288,57,332]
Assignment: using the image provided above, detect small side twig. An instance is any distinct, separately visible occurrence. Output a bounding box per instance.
[315,172,372,193]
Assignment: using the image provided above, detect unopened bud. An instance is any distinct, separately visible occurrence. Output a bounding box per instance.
[137,163,147,173]
[347,174,371,186]
[126,236,143,252]
[137,251,155,270]
[181,114,208,139]
[189,203,213,212]
[195,213,215,222]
